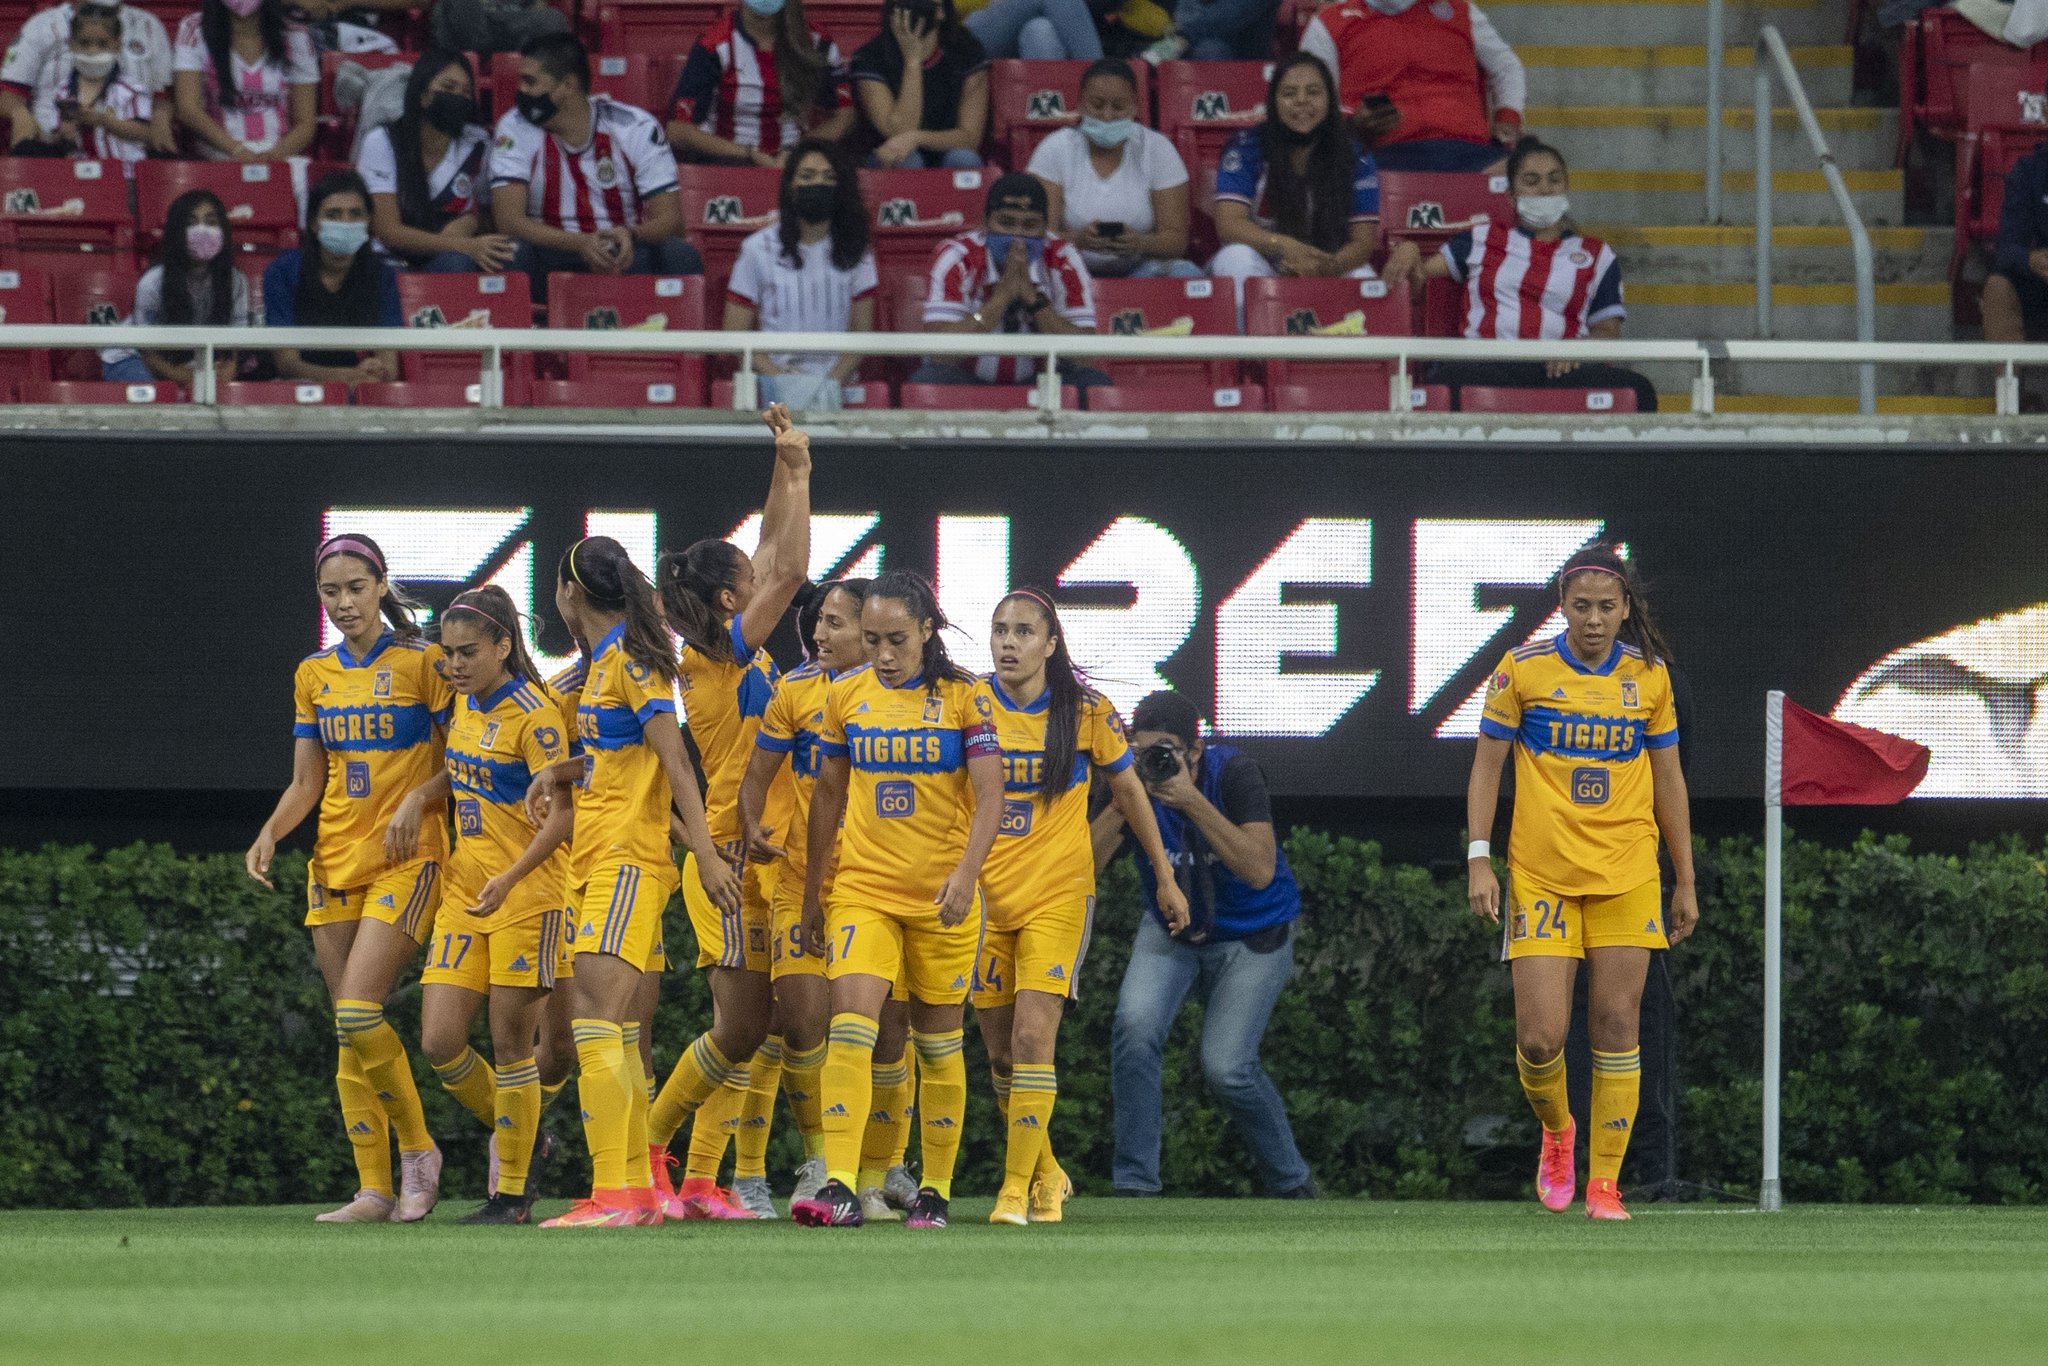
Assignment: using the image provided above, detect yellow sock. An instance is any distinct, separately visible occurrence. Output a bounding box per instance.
[649,1032,738,1147]
[993,1066,1063,1187]
[687,1070,748,1182]
[335,1000,432,1152]
[888,1053,918,1169]
[493,1056,542,1197]
[1590,1047,1642,1186]
[736,1036,783,1181]
[910,1029,966,1200]
[622,1024,652,1187]
[1003,1063,1057,1193]
[858,1059,912,1189]
[821,1013,878,1187]
[541,1079,567,1113]
[572,1019,631,1191]
[1517,1048,1572,1134]
[335,1043,393,1197]
[432,1046,498,1129]
[784,1040,827,1159]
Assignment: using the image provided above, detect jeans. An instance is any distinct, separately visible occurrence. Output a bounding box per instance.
[965,0,1103,60]
[880,146,985,170]
[1111,915,1311,1194]
[1370,137,1507,173]
[505,237,704,302]
[1092,254,1205,280]
[101,354,152,382]
[415,249,482,273]
[1170,0,1281,59]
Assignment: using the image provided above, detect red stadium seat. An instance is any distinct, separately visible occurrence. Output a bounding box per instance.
[491,50,666,121]
[1092,276,1238,384]
[19,378,184,403]
[394,272,536,380]
[1242,276,1411,386]
[678,163,784,303]
[0,265,54,395]
[49,258,137,381]
[1268,378,1450,412]
[218,380,352,405]
[530,377,697,406]
[0,157,136,262]
[355,377,535,406]
[1456,385,1639,414]
[1375,171,1511,261]
[1955,63,2048,254]
[862,167,986,280]
[1085,380,1265,412]
[898,381,1075,410]
[1902,8,2038,152]
[883,264,930,331]
[708,376,890,407]
[1155,61,1269,168]
[990,60,1153,166]
[545,272,707,398]
[134,161,300,274]
[805,0,883,52]
[1421,275,1464,337]
[591,1,720,72]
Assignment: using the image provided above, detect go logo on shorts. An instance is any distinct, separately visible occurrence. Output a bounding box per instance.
[1571,766,1609,805]
[876,780,916,819]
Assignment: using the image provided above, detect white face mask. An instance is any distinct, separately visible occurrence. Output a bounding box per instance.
[71,50,116,78]
[1365,0,1419,11]
[1518,193,1569,230]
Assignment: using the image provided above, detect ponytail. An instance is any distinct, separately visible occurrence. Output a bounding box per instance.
[560,536,678,686]
[998,588,1089,807]
[316,532,423,641]
[868,569,970,694]
[655,539,744,665]
[443,584,539,684]
[1558,542,1673,668]
[795,576,871,661]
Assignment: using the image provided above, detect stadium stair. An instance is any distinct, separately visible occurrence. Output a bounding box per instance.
[1497,0,1989,413]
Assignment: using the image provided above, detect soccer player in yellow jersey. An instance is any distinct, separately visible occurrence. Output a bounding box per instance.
[791,571,1005,1230]
[738,577,870,1210]
[532,646,589,1122]
[246,534,452,1224]
[647,402,813,1220]
[972,590,1187,1226]
[1467,544,1698,1222]
[382,587,576,1225]
[539,535,740,1229]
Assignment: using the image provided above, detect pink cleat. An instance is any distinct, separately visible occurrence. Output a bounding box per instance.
[1585,1178,1631,1221]
[630,1185,666,1226]
[315,1189,395,1223]
[681,1177,755,1220]
[1537,1120,1576,1213]
[392,1144,443,1223]
[540,1189,640,1228]
[651,1149,693,1220]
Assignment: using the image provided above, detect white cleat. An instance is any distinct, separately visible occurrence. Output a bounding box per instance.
[732,1175,778,1219]
[882,1164,921,1211]
[315,1189,395,1223]
[859,1186,901,1223]
[392,1144,443,1222]
[791,1155,828,1205]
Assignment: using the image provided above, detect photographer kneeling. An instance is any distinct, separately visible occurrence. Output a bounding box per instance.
[1093,690,1315,1198]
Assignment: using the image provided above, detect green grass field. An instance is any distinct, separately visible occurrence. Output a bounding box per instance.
[5,1200,2046,1363]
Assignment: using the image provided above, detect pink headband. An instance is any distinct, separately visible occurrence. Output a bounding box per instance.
[446,599,516,637]
[1559,562,1624,583]
[1006,587,1057,613]
[317,536,385,574]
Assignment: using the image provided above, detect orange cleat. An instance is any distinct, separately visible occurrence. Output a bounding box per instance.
[1584,1178,1631,1221]
[680,1176,755,1220]
[630,1185,666,1226]
[652,1149,692,1220]
[1537,1120,1576,1213]
[540,1188,640,1228]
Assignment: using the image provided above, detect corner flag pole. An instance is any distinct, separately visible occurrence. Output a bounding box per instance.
[1760,690,1784,1213]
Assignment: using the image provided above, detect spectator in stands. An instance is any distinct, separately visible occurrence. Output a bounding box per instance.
[851,0,988,169]
[1137,0,1281,63]
[284,0,409,56]
[263,169,402,384]
[173,0,318,161]
[360,49,511,272]
[668,0,853,166]
[20,5,158,172]
[722,138,877,407]
[1028,58,1198,279]
[1298,0,1524,173]
[1209,53,1380,307]
[962,0,1102,61]
[916,169,1107,393]
[431,0,570,56]
[101,187,261,385]
[492,34,702,301]
[0,1,175,153]
[1382,136,1656,412]
[1983,124,2048,346]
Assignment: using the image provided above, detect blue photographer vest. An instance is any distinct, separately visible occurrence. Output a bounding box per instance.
[1136,743,1301,940]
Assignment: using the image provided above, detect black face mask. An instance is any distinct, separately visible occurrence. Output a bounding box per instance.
[425,91,476,137]
[790,183,836,224]
[515,88,558,128]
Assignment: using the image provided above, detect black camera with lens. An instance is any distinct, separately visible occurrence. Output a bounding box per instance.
[1135,740,1182,786]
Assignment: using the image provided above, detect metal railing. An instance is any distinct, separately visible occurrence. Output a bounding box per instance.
[5,323,2042,415]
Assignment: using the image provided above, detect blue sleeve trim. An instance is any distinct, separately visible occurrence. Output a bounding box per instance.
[815,739,849,757]
[1644,727,1680,750]
[635,698,676,724]
[1477,717,1517,741]
[292,722,320,739]
[756,732,796,754]
[1101,750,1134,775]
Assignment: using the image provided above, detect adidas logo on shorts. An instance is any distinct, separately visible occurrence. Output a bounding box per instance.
[510,956,529,971]
[951,975,967,989]
[378,894,396,907]
[1045,964,1066,980]
[1643,920,1659,933]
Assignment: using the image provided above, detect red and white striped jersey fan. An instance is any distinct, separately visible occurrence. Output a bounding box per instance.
[1438,220,1625,340]
[671,14,848,158]
[922,230,1095,384]
[489,96,678,235]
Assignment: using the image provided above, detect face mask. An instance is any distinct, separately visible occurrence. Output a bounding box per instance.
[185,222,224,261]
[425,91,476,137]
[515,88,558,127]
[1080,115,1137,149]
[317,218,370,256]
[70,51,116,79]
[1278,120,1320,147]
[743,0,786,15]
[790,183,836,225]
[1517,193,1570,230]
[985,232,1044,272]
[221,0,264,17]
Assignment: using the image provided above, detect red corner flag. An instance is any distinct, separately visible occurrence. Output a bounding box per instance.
[1769,694,1930,806]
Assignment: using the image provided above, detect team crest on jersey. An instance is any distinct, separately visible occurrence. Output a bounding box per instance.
[495,135,515,152]
[1510,902,1528,939]
[451,173,474,200]
[1569,250,1592,267]
[1026,89,1065,118]
[1620,678,1639,708]
[373,669,393,698]
[1220,146,1243,174]
[480,719,502,749]
[594,157,618,188]
[703,194,743,224]
[924,694,945,723]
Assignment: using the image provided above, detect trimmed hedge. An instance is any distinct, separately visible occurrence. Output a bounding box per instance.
[3,829,2045,1207]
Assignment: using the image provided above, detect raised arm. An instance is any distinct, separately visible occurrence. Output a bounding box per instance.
[737,403,813,652]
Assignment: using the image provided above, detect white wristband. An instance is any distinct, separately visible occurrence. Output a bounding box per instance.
[1467,840,1491,861]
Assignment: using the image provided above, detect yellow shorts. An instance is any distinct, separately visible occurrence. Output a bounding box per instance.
[554,878,579,980]
[1505,874,1667,960]
[971,896,1094,1009]
[575,858,678,969]
[682,847,774,973]
[825,892,983,1006]
[304,858,439,943]
[769,881,826,981]
[421,905,565,992]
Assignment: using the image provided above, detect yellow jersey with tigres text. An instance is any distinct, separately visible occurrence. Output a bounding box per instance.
[814,666,1000,912]
[548,655,593,886]
[443,677,575,929]
[292,632,454,890]
[973,678,1131,929]
[680,617,792,850]
[575,621,680,870]
[1479,634,1679,896]
[754,662,838,887]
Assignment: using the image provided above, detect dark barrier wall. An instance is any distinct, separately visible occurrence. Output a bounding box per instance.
[6,433,2046,799]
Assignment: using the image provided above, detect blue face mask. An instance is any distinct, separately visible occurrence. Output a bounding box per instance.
[316,219,370,257]
[1080,115,1138,148]
[985,232,1045,272]
[743,0,786,15]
